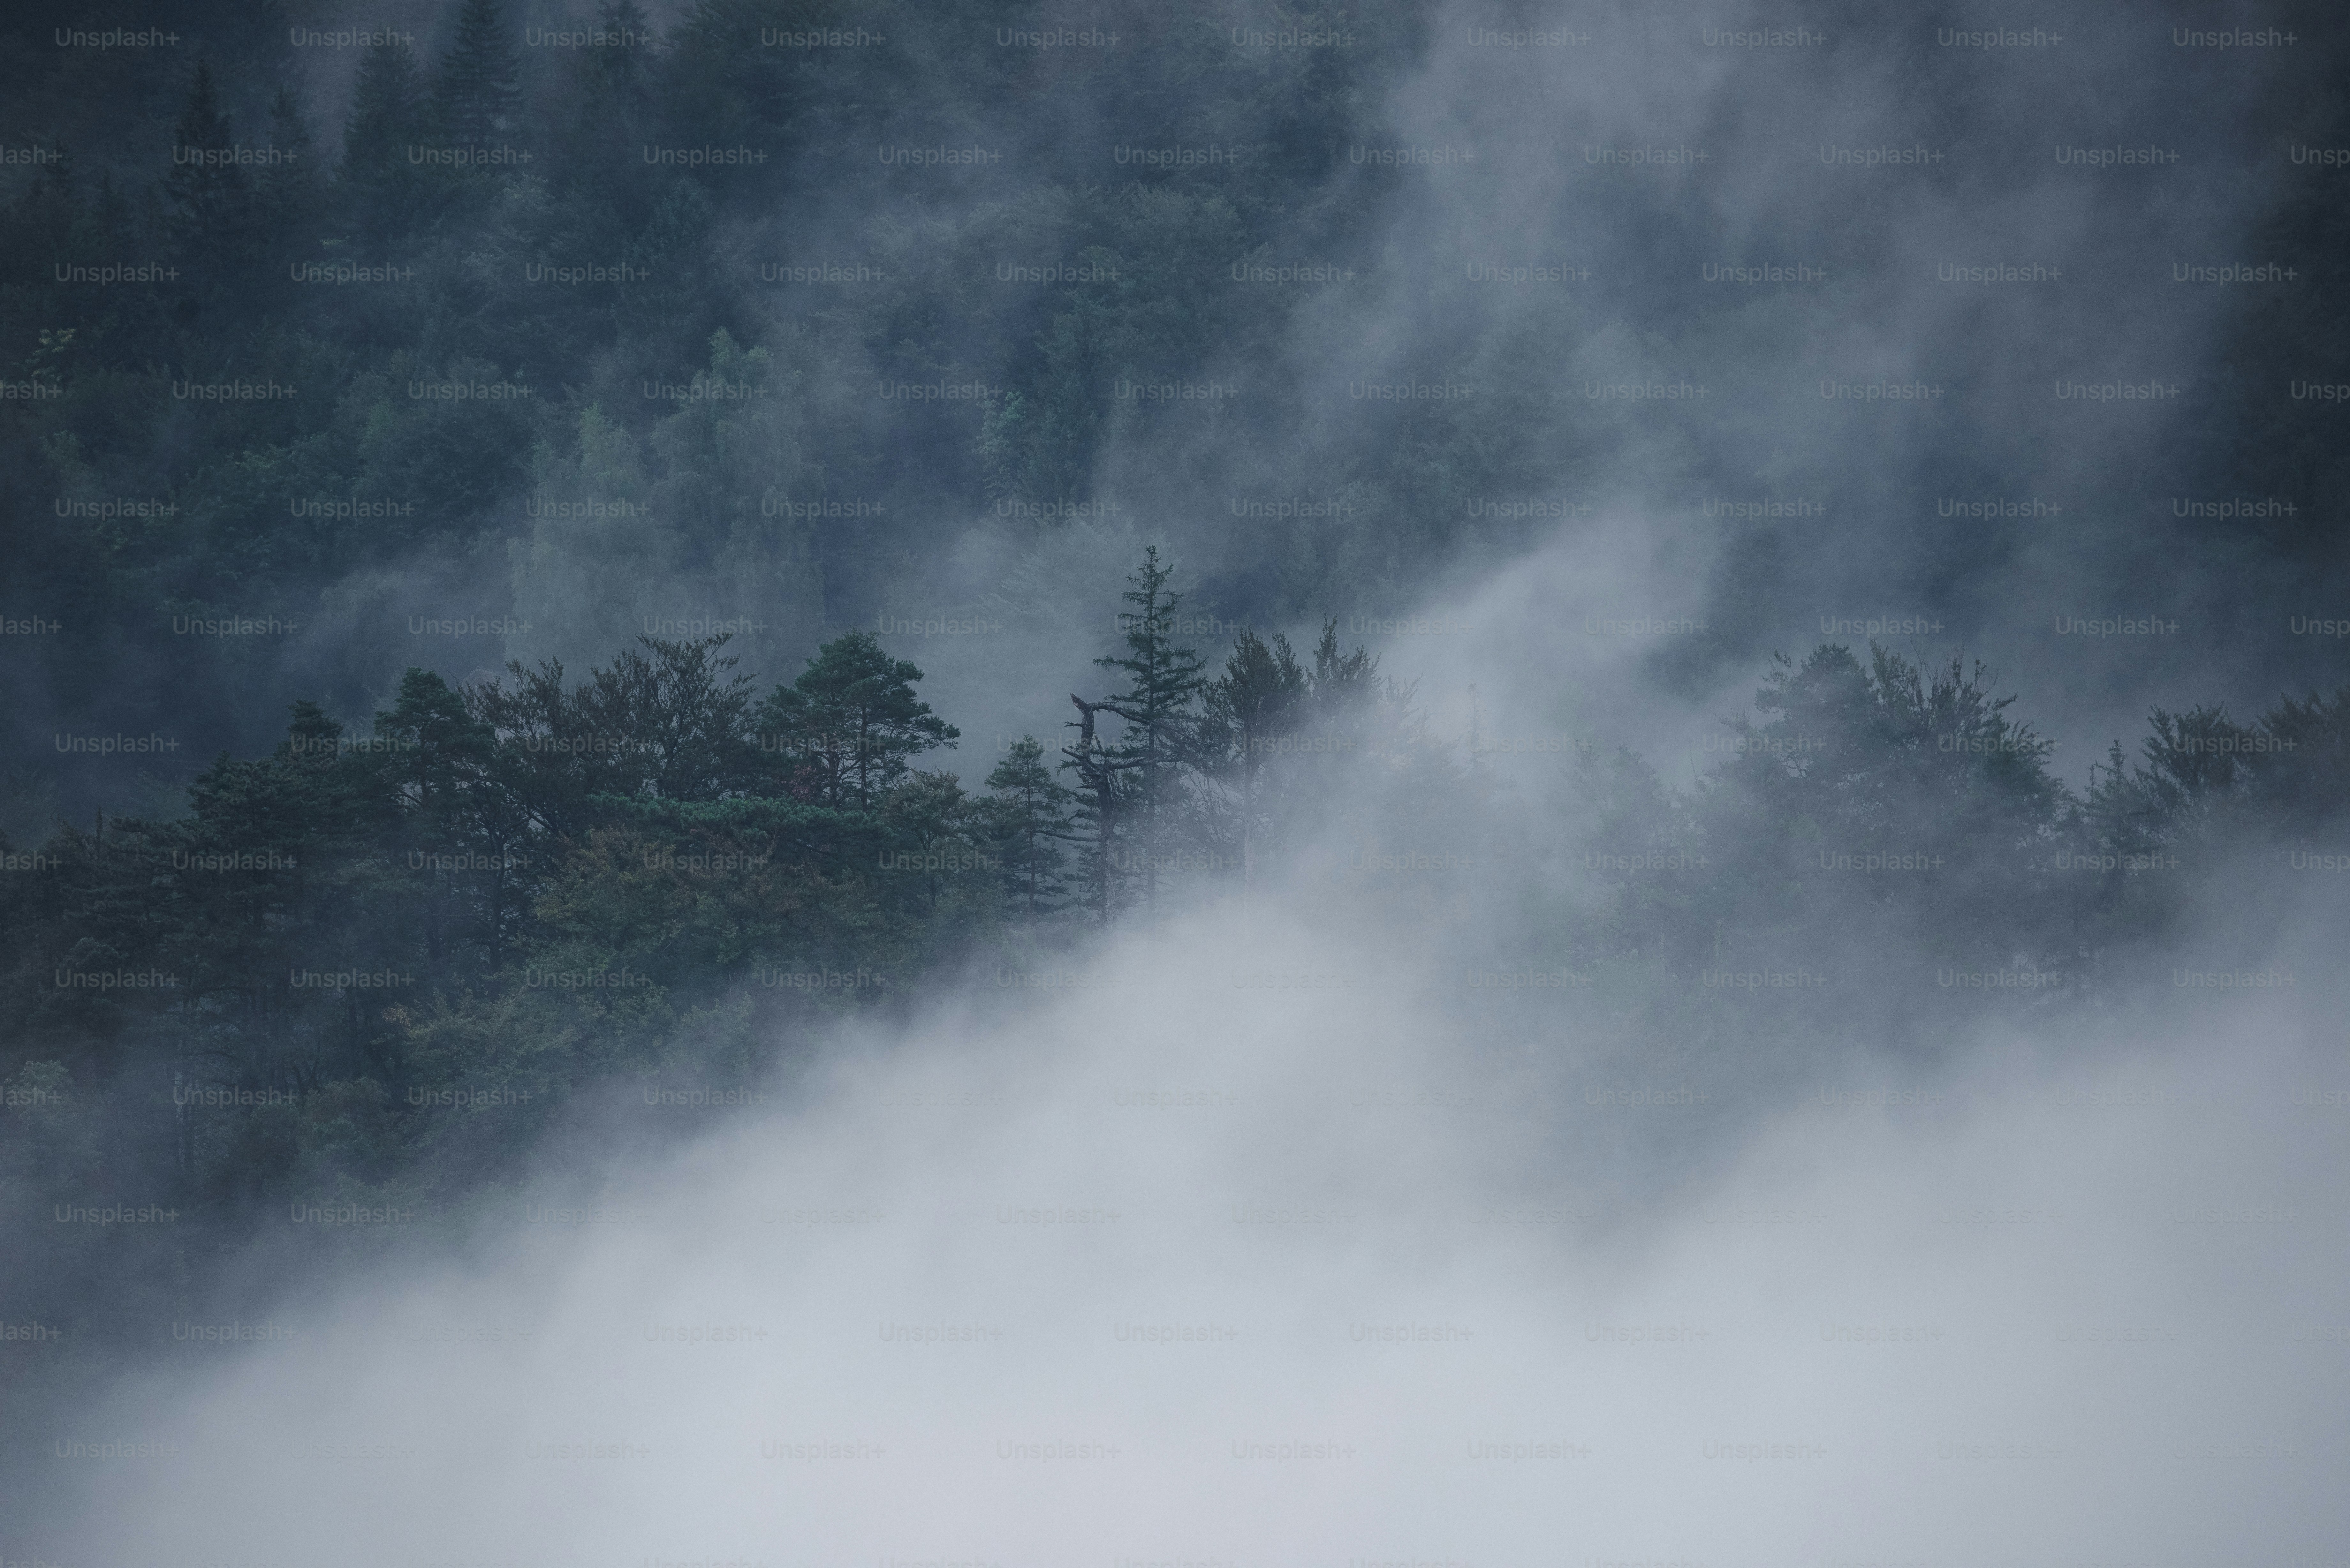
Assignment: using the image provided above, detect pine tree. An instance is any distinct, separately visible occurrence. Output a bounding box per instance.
[879,771,973,914]
[257,85,324,257]
[1308,617,1379,748]
[756,634,959,809]
[2244,686,2350,831]
[1202,629,1307,889]
[1091,547,1209,907]
[981,737,1073,916]
[434,0,522,148]
[339,40,430,247]
[542,0,657,210]
[369,670,517,988]
[164,63,256,282]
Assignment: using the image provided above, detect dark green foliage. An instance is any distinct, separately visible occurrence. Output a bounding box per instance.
[979,736,1073,915]
[432,0,522,149]
[10,6,2339,811]
[2242,688,2350,830]
[0,627,979,1306]
[755,632,959,810]
[338,42,433,249]
[1089,546,1209,906]
[2087,687,2350,854]
[164,62,258,291]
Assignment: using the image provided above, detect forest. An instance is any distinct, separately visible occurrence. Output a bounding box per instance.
[3,0,2346,1419]
[5,533,2345,1353]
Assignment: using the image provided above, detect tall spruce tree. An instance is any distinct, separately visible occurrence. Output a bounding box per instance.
[1203,629,1308,890]
[1062,695,1137,924]
[257,86,323,256]
[339,40,431,247]
[982,737,1073,916]
[1091,548,1209,908]
[163,63,257,292]
[434,0,522,147]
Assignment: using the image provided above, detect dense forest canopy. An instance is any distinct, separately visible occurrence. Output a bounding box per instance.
[4,0,2347,806]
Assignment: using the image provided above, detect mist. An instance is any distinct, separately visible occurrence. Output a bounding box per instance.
[6,0,2349,1558]
[28,873,2350,1563]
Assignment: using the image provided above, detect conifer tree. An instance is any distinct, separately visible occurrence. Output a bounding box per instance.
[981,737,1073,916]
[757,634,959,809]
[434,0,522,148]
[1203,629,1307,889]
[543,0,656,210]
[164,63,257,283]
[1090,548,1209,907]
[879,771,974,914]
[2243,686,2350,830]
[1062,695,1137,924]
[339,40,430,246]
[257,86,323,254]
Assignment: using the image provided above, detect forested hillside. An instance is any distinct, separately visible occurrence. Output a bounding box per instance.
[4,0,2348,1408]
[6,0,2349,807]
[5,538,2345,1357]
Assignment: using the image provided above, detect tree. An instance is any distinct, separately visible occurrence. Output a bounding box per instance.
[878,770,975,915]
[257,85,324,259]
[1306,616,1380,761]
[369,670,528,983]
[756,633,959,810]
[2082,688,2350,862]
[339,40,432,247]
[537,0,662,224]
[1202,629,1307,889]
[1692,642,2071,993]
[469,636,761,835]
[574,636,760,802]
[434,0,522,148]
[164,63,258,290]
[375,669,497,817]
[979,737,1073,916]
[2243,686,2350,831]
[1089,547,1209,907]
[1061,694,1138,925]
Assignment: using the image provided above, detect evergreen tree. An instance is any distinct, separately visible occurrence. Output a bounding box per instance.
[163,63,258,290]
[1202,629,1307,889]
[1061,694,1138,925]
[542,0,658,214]
[434,0,523,148]
[980,737,1073,916]
[1309,620,1374,688]
[756,634,959,810]
[1695,643,2070,990]
[469,636,761,833]
[879,770,975,916]
[257,85,324,258]
[1090,547,1209,907]
[369,670,519,988]
[2244,686,2350,830]
[339,40,432,247]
